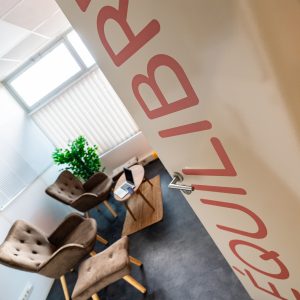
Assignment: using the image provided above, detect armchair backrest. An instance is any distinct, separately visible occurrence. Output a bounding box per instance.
[46,171,113,212]
[0,214,97,279]
[45,170,85,205]
[0,220,54,272]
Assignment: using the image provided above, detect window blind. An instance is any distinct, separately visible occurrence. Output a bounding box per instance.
[32,68,139,153]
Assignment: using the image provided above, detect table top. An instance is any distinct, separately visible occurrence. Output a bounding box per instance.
[114,164,145,202]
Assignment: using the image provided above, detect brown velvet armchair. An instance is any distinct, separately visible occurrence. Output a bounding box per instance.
[45,170,117,218]
[0,213,97,300]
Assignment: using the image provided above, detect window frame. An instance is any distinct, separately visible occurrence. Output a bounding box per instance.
[3,30,96,114]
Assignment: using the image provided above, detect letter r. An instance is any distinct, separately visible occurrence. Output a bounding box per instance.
[97,0,160,66]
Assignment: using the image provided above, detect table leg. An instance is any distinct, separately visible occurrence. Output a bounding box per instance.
[124,202,136,221]
[137,190,155,211]
[145,178,153,186]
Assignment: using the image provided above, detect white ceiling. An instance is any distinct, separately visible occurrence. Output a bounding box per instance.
[0,0,71,80]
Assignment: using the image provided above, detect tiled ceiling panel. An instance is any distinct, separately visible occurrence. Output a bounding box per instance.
[0,20,30,57]
[0,0,20,17]
[3,33,49,61]
[0,0,72,80]
[3,0,60,31]
[35,10,71,38]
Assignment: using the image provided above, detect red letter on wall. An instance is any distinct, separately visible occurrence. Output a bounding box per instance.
[76,0,91,12]
[201,199,267,239]
[232,266,288,300]
[292,289,300,300]
[183,137,237,176]
[97,0,160,66]
[230,240,289,280]
[132,54,199,119]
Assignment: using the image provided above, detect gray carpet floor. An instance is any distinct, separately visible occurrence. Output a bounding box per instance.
[47,159,250,300]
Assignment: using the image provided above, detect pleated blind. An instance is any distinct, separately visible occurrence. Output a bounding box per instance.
[32,68,139,153]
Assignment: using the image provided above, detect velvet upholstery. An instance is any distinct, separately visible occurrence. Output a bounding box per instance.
[45,170,113,213]
[0,213,97,279]
[72,236,130,300]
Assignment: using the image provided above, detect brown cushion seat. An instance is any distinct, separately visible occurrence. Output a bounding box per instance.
[72,236,130,300]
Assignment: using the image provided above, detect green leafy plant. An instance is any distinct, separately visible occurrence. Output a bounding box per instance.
[52,136,104,181]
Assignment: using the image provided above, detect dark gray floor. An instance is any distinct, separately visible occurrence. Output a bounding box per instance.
[47,160,250,300]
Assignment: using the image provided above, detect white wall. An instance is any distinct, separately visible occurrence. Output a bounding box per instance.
[0,167,73,300]
[101,132,153,174]
[0,84,72,300]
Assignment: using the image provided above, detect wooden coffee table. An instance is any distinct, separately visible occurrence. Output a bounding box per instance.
[114,165,155,221]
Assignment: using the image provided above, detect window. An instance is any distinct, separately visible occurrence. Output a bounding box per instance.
[4,31,96,112]
[67,31,95,68]
[3,29,139,157]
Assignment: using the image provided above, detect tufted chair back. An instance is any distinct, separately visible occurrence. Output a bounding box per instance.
[0,213,97,279]
[45,170,113,213]
[0,220,54,272]
[46,171,85,205]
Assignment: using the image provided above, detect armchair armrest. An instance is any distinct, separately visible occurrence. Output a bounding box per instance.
[70,193,102,212]
[39,243,87,278]
[83,172,108,191]
[48,213,85,247]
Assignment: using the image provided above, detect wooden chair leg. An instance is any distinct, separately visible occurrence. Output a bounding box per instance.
[96,234,108,245]
[129,256,143,267]
[92,294,100,300]
[123,275,146,294]
[103,200,118,218]
[60,275,70,300]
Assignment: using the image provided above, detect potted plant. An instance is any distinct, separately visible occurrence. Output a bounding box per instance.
[52,135,104,181]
